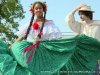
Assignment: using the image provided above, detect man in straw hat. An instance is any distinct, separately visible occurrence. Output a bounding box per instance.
[65,4,100,75]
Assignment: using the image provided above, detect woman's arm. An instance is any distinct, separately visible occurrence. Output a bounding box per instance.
[9,36,23,48]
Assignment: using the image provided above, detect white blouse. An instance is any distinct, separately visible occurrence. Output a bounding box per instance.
[16,20,62,42]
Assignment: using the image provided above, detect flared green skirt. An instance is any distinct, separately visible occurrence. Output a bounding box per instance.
[0,34,100,75]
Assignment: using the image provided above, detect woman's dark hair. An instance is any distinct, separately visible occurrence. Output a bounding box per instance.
[78,11,93,20]
[24,2,46,39]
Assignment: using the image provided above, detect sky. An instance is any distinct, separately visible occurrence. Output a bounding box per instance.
[20,0,100,35]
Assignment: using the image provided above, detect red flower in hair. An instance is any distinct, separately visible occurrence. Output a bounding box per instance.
[43,4,47,12]
[33,22,39,30]
[29,8,34,14]
[43,1,47,12]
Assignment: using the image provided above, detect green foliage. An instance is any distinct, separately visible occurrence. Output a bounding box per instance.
[0,0,25,45]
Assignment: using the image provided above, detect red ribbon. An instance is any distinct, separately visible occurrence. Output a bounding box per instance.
[22,41,40,64]
[38,32,43,36]
[24,32,27,35]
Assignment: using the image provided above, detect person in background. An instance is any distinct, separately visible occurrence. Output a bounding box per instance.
[65,4,100,75]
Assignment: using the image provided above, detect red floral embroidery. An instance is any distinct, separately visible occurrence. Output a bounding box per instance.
[33,22,39,30]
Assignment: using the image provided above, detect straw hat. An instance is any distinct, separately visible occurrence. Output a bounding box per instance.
[78,5,95,13]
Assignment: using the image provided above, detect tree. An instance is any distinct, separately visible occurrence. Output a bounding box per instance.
[0,0,25,45]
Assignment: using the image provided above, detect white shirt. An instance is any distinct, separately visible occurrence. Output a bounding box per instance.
[65,12,100,41]
[16,20,62,42]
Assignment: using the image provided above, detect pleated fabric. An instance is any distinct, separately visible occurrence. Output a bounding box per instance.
[0,34,100,75]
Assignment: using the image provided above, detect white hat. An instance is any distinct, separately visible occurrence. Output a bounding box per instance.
[78,5,95,13]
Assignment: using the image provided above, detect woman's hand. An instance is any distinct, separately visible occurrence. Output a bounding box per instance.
[9,44,13,49]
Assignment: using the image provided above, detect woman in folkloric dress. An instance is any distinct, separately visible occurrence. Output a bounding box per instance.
[0,2,100,75]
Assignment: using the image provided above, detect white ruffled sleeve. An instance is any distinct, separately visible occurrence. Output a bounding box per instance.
[16,23,29,37]
[42,20,62,40]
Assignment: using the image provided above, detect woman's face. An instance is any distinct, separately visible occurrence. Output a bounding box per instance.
[34,3,43,17]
